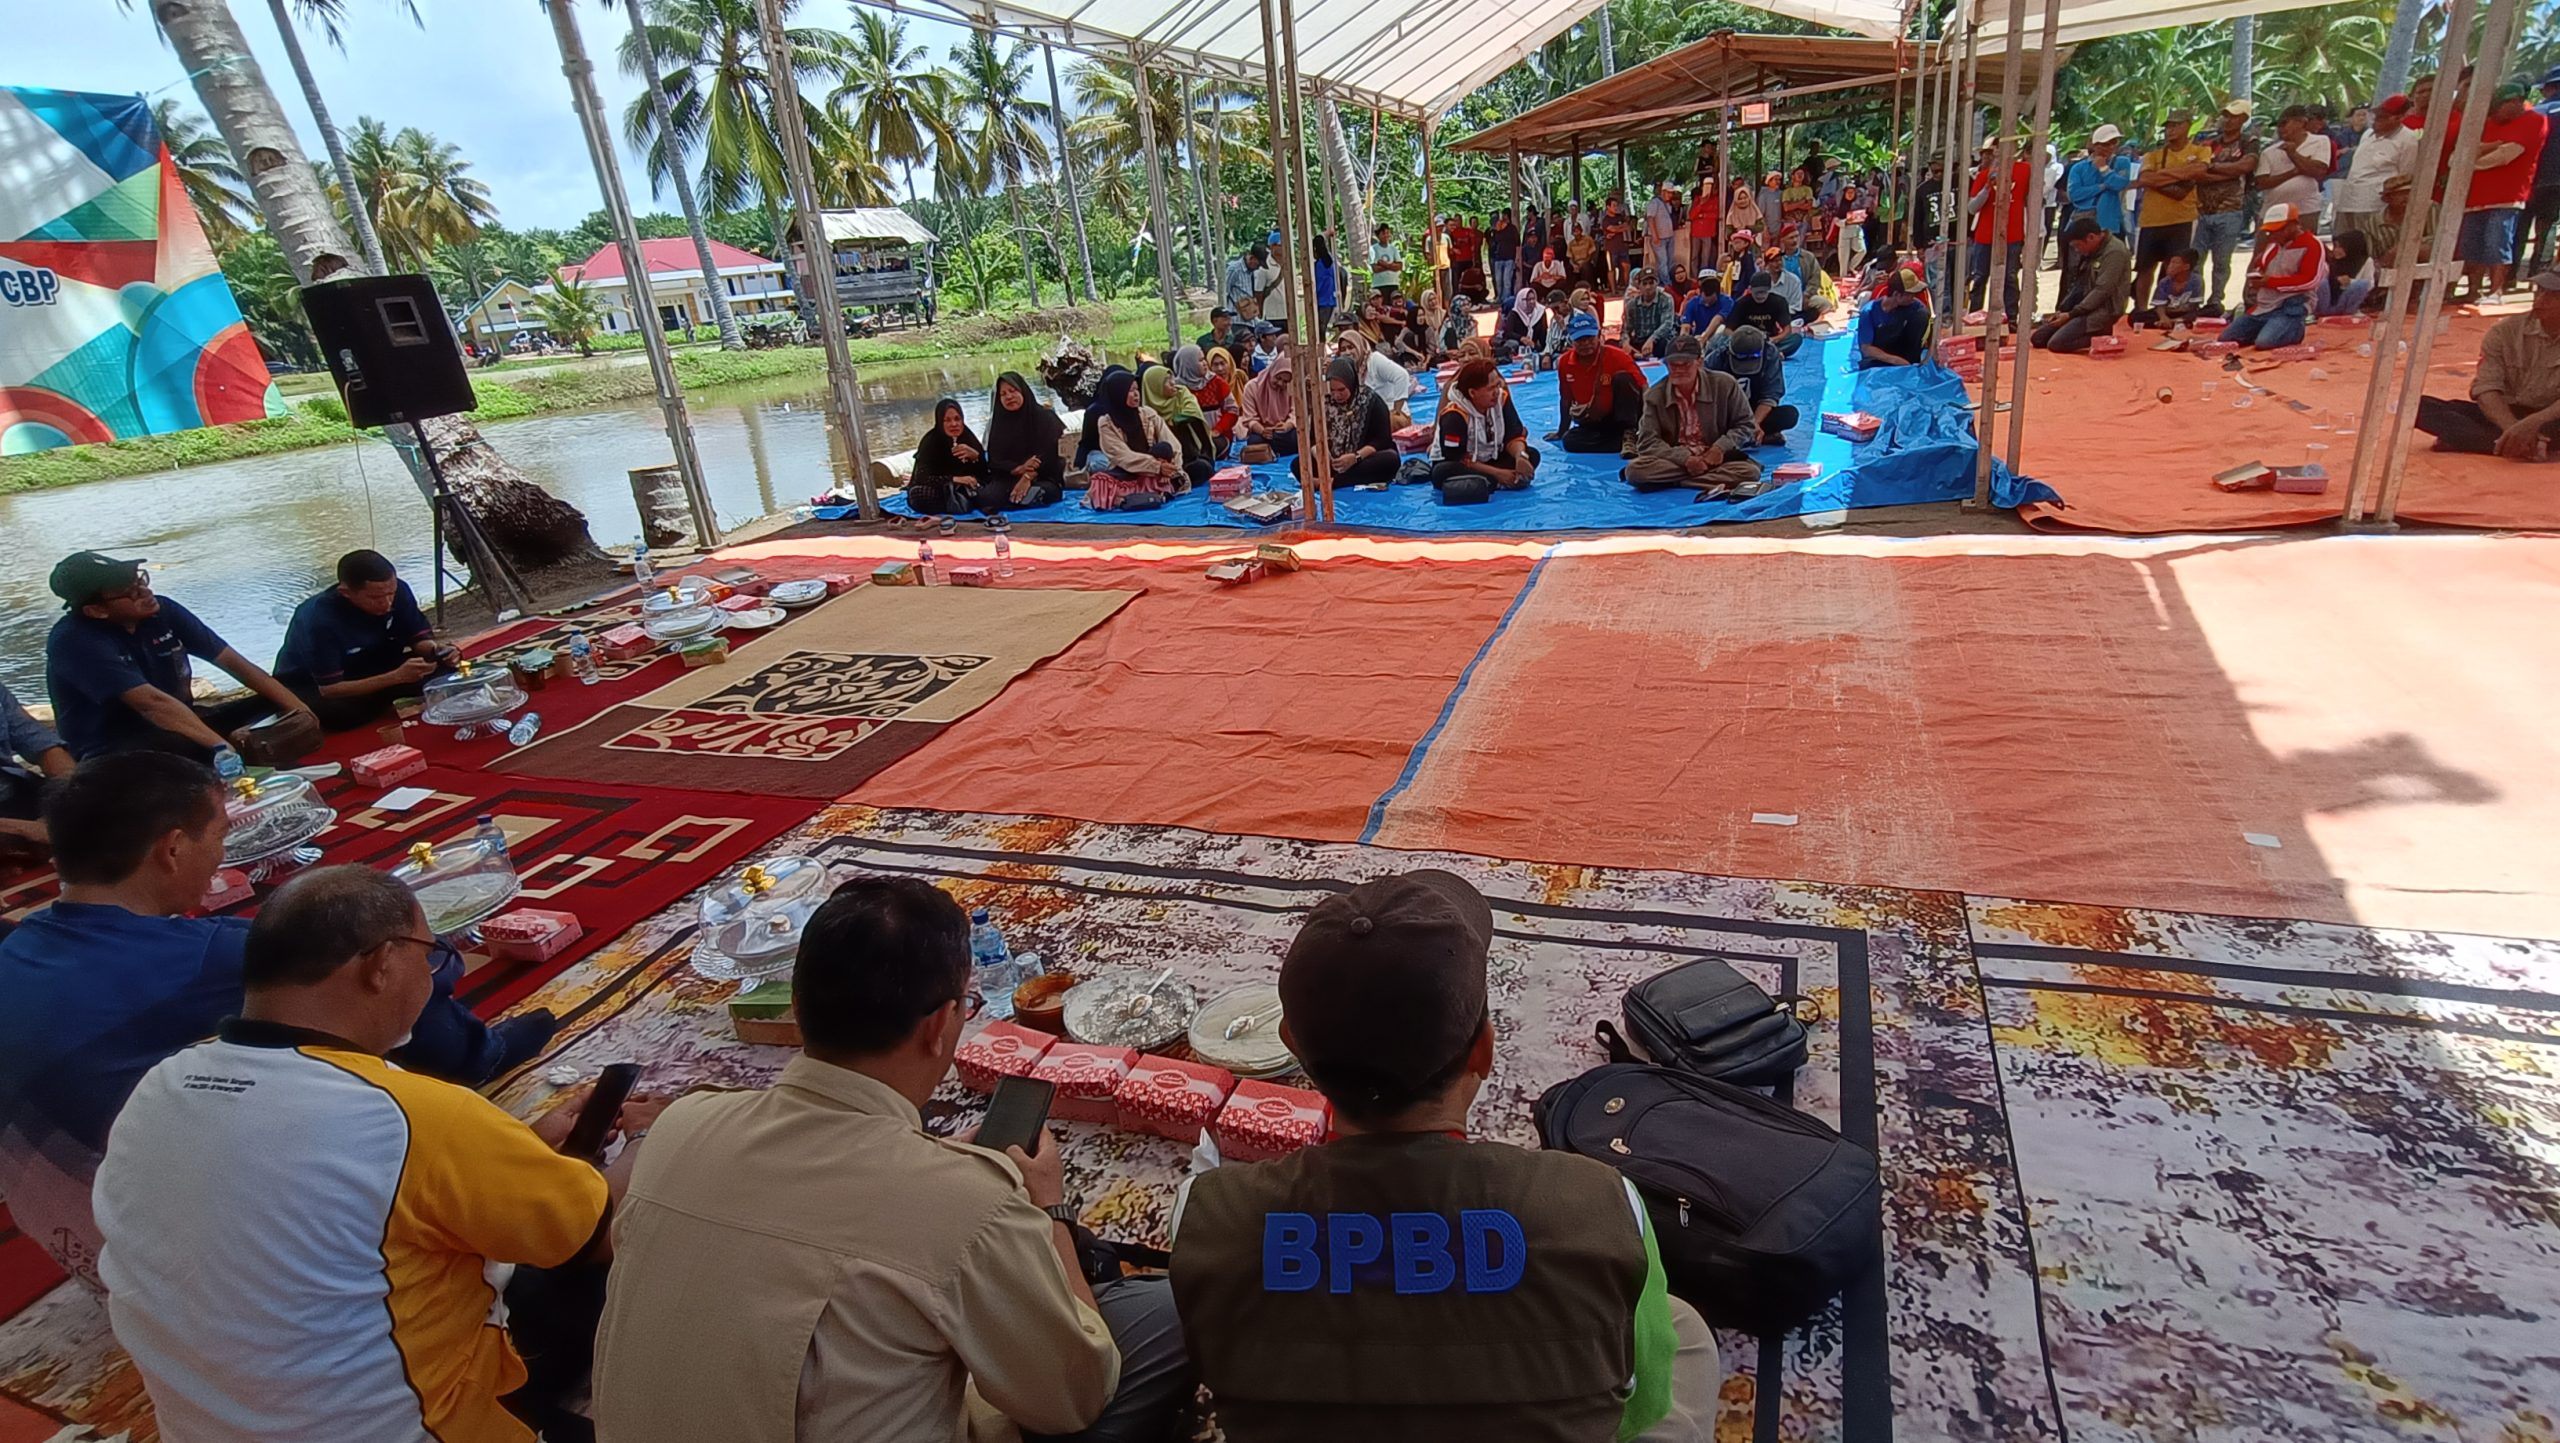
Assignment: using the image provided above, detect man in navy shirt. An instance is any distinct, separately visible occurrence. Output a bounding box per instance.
[1706,325,1800,444]
[273,549,455,730]
[0,753,556,1281]
[42,551,311,762]
[1856,269,1933,367]
[0,680,73,859]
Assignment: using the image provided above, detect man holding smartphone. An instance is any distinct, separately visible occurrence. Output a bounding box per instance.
[592,877,1191,1443]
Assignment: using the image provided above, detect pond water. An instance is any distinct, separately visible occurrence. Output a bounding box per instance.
[0,355,1052,696]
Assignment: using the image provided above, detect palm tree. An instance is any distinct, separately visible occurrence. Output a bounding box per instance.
[140,0,603,574]
[155,100,252,244]
[814,137,896,207]
[262,0,413,272]
[342,119,494,268]
[944,32,1053,306]
[536,275,605,356]
[2067,27,2229,135]
[2252,6,2388,112]
[830,10,951,207]
[621,0,855,261]
[613,0,743,350]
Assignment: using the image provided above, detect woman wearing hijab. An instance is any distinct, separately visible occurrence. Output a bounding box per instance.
[1332,329,1416,424]
[1431,357,1537,503]
[1078,363,1132,469]
[1496,285,1547,360]
[1726,181,1762,240]
[1237,351,1298,455]
[907,398,988,515]
[1142,357,1218,473]
[1085,369,1185,509]
[1196,347,1242,448]
[980,371,1065,511]
[1306,355,1400,490]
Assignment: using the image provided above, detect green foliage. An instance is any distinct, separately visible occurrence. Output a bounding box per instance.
[213,233,323,370]
[534,276,604,356]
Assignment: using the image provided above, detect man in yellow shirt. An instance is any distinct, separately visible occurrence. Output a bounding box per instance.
[2130,109,2217,317]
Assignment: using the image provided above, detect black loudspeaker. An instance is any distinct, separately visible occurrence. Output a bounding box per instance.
[299,274,477,427]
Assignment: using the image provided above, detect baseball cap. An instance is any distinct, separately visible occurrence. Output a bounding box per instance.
[2261,202,2299,230]
[2165,107,2196,125]
[2377,93,2414,116]
[2492,83,2529,104]
[2530,267,2560,291]
[1744,269,1773,294]
[2541,65,2560,88]
[2090,123,2123,144]
[1280,870,1494,1107]
[49,550,146,606]
[1725,326,1769,373]
[2221,98,2253,118]
[1210,305,1234,320]
[1564,312,1600,341]
[1890,266,1927,294]
[1666,332,1704,360]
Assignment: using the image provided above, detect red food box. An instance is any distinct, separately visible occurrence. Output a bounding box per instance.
[2316,314,2369,328]
[1115,1054,1238,1142]
[1936,335,1981,360]
[948,564,994,587]
[2271,463,2330,494]
[349,743,426,788]
[714,593,765,613]
[481,908,584,963]
[2088,334,2127,358]
[955,1020,1055,1093]
[2190,316,2228,332]
[1819,410,1882,442]
[817,572,856,595]
[1031,1042,1138,1124]
[1772,461,1822,482]
[1214,1079,1331,1162]
[198,868,253,913]
[1208,465,1251,500]
[2195,341,2241,359]
[2266,343,2320,362]
[1391,423,1432,454]
[598,622,654,660]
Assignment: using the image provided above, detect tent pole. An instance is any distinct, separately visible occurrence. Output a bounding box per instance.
[1715,110,1731,259]
[1969,0,2028,510]
[1943,21,1978,331]
[1044,44,1099,308]
[1276,0,1330,521]
[1905,25,1932,257]
[2372,0,2521,526]
[1508,148,1522,233]
[2003,0,2063,471]
[1258,0,1327,522]
[1133,47,1185,354]
[1424,118,1442,307]
[1181,74,1217,294]
[1572,135,1585,229]
[2340,0,2479,522]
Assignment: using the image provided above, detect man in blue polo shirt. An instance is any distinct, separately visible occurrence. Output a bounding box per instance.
[273,550,456,730]
[1705,325,1800,445]
[0,753,557,1282]
[0,681,73,861]
[1856,269,1933,367]
[42,551,311,762]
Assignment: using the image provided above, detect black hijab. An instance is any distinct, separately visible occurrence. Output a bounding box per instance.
[913,398,984,478]
[1093,369,1146,447]
[983,370,1062,473]
[1078,364,1133,460]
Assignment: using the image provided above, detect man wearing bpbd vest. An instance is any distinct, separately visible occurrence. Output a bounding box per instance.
[1169,870,1718,1441]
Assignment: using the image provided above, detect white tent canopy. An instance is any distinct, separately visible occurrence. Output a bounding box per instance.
[1961,0,2341,48]
[813,207,938,248]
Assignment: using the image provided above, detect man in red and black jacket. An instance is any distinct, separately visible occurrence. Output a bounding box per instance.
[1546,312,1649,454]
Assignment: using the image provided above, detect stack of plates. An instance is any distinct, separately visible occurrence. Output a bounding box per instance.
[1191,983,1295,1078]
[768,579,829,609]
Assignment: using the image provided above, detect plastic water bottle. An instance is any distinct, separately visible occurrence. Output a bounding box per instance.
[969,908,1015,1018]
[211,745,243,783]
[632,540,654,590]
[565,627,600,685]
[505,712,543,747]
[474,814,511,865]
[993,533,1014,578]
[916,538,937,585]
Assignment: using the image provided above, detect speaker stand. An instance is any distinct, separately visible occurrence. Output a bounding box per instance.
[412,425,533,625]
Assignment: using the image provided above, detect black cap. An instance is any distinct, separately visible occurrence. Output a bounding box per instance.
[1210,306,1234,319]
[1724,325,1769,374]
[48,550,146,606]
[1280,870,1493,1108]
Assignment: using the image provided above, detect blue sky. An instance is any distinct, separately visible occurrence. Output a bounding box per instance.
[10,0,981,231]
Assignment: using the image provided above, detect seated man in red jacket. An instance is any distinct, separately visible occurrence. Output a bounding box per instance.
[1546,313,1649,454]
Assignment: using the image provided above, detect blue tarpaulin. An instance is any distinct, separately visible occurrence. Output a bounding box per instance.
[865,327,2054,533]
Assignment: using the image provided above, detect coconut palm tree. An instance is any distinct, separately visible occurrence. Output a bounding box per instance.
[612,0,744,349]
[262,0,415,272]
[139,0,603,573]
[2252,6,2389,112]
[155,100,252,245]
[944,32,1053,306]
[830,10,952,207]
[621,0,856,259]
[2067,26,2229,134]
[536,275,605,356]
[389,127,496,258]
[815,136,896,207]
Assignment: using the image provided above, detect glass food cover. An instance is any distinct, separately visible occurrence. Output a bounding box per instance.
[221,773,336,867]
[640,580,714,615]
[393,836,523,936]
[419,661,529,727]
[691,857,831,981]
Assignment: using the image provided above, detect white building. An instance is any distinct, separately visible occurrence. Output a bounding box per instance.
[535,238,796,335]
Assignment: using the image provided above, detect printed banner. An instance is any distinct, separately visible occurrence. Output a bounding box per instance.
[0,86,279,454]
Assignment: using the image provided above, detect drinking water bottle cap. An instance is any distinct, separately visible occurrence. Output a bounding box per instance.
[972,908,990,923]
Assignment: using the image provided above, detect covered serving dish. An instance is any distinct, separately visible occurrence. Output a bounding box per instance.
[690,857,831,981]
[221,773,336,868]
[419,661,529,728]
[392,834,522,937]
[1063,972,1201,1052]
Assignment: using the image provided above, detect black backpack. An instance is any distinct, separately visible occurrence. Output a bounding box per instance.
[1533,1063,1880,1335]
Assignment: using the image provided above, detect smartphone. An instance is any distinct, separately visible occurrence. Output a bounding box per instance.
[560,1062,641,1161]
[975,1075,1054,1158]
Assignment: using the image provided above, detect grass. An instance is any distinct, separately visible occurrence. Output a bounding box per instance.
[0,300,1186,495]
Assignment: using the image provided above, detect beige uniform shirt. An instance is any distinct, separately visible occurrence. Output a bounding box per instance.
[592,1057,1118,1443]
[2474,311,2560,416]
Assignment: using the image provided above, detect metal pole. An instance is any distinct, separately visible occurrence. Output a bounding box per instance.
[1969,0,2027,509]
[1423,118,1442,306]
[2340,0,2479,521]
[1045,44,1099,305]
[2371,0,2522,525]
[753,0,876,519]
[1133,48,1186,353]
[547,0,720,545]
[2002,0,2062,471]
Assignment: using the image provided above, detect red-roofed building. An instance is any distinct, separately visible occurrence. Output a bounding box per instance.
[535,237,795,335]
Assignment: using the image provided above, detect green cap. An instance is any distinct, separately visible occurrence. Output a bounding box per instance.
[48,550,146,606]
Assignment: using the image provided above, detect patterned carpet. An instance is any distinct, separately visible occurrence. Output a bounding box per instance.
[4,809,2553,1441]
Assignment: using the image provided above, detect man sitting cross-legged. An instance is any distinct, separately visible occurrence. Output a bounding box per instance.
[1624,333,1765,498]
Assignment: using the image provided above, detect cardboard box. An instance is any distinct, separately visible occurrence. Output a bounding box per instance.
[2195,341,2241,359]
[1031,1042,1138,1124]
[1391,423,1433,454]
[727,978,802,1047]
[676,635,729,667]
[1208,466,1252,500]
[948,565,994,587]
[1255,543,1303,572]
[1206,559,1265,586]
[955,1019,1055,1093]
[199,868,254,914]
[483,908,583,964]
[1226,493,1296,525]
[817,572,856,595]
[2265,344,2320,362]
[1214,1079,1330,1162]
[2212,462,2276,493]
[1820,411,1882,442]
[2191,315,2227,331]
[2271,463,2329,494]
[349,744,426,788]
[714,593,765,614]
[872,561,920,586]
[2088,335,2127,358]
[1772,461,1823,482]
[1116,1055,1238,1142]
[598,622,653,660]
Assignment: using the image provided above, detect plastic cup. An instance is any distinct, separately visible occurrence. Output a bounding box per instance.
[2201,379,2219,402]
[2304,442,2330,470]
[2311,410,2333,434]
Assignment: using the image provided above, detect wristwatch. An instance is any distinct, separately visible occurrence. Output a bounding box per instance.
[1044,1202,1079,1226]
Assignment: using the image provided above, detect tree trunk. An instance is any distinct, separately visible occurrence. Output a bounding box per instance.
[624,0,744,349]
[2229,14,2255,99]
[265,0,385,273]
[1181,75,1216,291]
[154,0,601,577]
[1006,174,1042,309]
[2376,0,2422,100]
[1316,96,1371,310]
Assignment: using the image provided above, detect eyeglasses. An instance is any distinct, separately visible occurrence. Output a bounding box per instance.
[387,934,440,952]
[95,572,154,603]
[962,988,987,1020]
